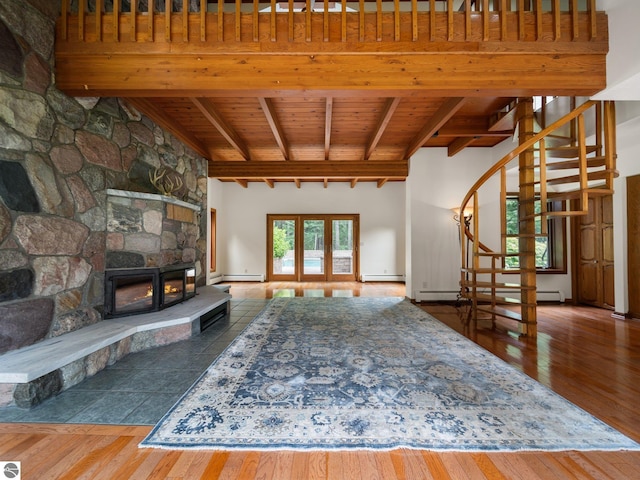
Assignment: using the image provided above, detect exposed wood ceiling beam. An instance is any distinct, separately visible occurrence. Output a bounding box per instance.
[234,179,248,188]
[56,55,607,98]
[325,97,333,160]
[447,137,477,157]
[258,98,290,161]
[294,179,301,188]
[323,178,328,188]
[124,97,210,159]
[264,179,275,188]
[377,178,388,188]
[365,97,401,160]
[350,178,358,188]
[209,160,408,179]
[405,97,467,158]
[190,97,251,160]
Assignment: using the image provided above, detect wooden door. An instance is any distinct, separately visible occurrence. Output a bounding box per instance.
[575,195,614,309]
[627,176,640,318]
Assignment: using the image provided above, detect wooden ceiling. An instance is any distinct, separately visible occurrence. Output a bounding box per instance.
[54,1,609,187]
[124,95,515,186]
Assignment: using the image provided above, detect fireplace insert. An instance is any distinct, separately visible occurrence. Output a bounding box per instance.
[105,264,196,318]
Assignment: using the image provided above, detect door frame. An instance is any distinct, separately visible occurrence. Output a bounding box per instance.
[267,214,359,282]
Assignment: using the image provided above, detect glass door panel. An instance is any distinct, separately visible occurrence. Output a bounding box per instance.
[302,219,325,278]
[271,218,296,280]
[331,219,354,276]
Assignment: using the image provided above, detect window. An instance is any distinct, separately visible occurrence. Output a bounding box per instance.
[504,196,566,273]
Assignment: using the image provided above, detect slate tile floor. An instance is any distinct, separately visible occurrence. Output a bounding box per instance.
[0,298,270,425]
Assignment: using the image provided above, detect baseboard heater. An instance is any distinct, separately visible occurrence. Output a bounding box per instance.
[199,302,228,332]
[361,274,405,282]
[415,290,565,303]
[222,274,265,282]
[209,274,224,284]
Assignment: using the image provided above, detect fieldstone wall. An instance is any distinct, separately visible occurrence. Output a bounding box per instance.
[0,0,208,360]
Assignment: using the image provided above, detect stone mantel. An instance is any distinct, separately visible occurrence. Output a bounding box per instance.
[106,189,201,213]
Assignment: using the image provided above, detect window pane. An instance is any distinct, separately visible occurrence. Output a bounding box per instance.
[505,197,552,269]
[273,219,295,274]
[505,198,519,235]
[303,220,324,275]
[332,219,353,274]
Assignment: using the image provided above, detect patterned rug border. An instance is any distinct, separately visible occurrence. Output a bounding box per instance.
[140,297,640,452]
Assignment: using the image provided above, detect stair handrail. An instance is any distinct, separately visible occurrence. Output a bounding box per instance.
[458,99,598,245]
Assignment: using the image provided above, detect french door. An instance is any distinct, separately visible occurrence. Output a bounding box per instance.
[267,214,359,282]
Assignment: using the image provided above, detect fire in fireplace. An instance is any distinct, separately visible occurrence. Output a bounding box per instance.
[105,264,196,318]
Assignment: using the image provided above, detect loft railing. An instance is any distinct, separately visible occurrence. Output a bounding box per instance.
[59,0,600,45]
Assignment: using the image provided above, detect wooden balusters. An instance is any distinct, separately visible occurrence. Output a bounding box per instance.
[324,0,330,42]
[588,0,597,40]
[482,0,489,41]
[534,0,542,40]
[131,0,138,41]
[235,0,241,41]
[411,0,417,41]
[201,0,207,41]
[288,0,294,41]
[95,0,103,41]
[183,0,190,41]
[571,0,579,40]
[78,0,85,40]
[165,0,171,41]
[517,0,524,40]
[59,0,602,47]
[217,0,224,42]
[376,0,382,42]
[148,0,154,41]
[447,0,453,40]
[113,0,119,41]
[553,0,560,40]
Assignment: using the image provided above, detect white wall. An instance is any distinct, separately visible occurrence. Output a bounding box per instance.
[211,181,405,280]
[407,148,498,300]
[593,0,640,100]
[207,178,225,282]
[610,111,640,313]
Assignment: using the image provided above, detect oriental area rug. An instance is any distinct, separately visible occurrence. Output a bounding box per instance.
[140,297,639,451]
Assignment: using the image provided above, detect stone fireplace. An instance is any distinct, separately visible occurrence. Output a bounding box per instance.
[0,1,209,406]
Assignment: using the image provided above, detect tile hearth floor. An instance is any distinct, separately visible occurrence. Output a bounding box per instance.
[0,298,270,426]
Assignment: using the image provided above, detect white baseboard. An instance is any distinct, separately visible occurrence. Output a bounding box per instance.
[414,291,459,302]
[209,274,224,285]
[222,274,265,282]
[360,274,405,282]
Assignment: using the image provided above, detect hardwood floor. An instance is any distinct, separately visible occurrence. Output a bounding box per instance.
[2,282,640,479]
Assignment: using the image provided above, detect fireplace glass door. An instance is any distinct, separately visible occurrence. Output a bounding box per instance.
[111,273,157,316]
[161,270,185,308]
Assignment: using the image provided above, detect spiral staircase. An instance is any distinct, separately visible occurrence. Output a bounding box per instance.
[457,98,617,337]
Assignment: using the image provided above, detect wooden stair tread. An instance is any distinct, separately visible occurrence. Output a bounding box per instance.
[465,281,535,290]
[476,305,524,322]
[475,293,522,304]
[461,267,536,274]
[544,156,607,170]
[545,169,617,186]
[533,145,599,158]
[476,252,519,257]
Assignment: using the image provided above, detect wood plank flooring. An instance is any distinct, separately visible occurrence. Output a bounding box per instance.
[2,282,640,479]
